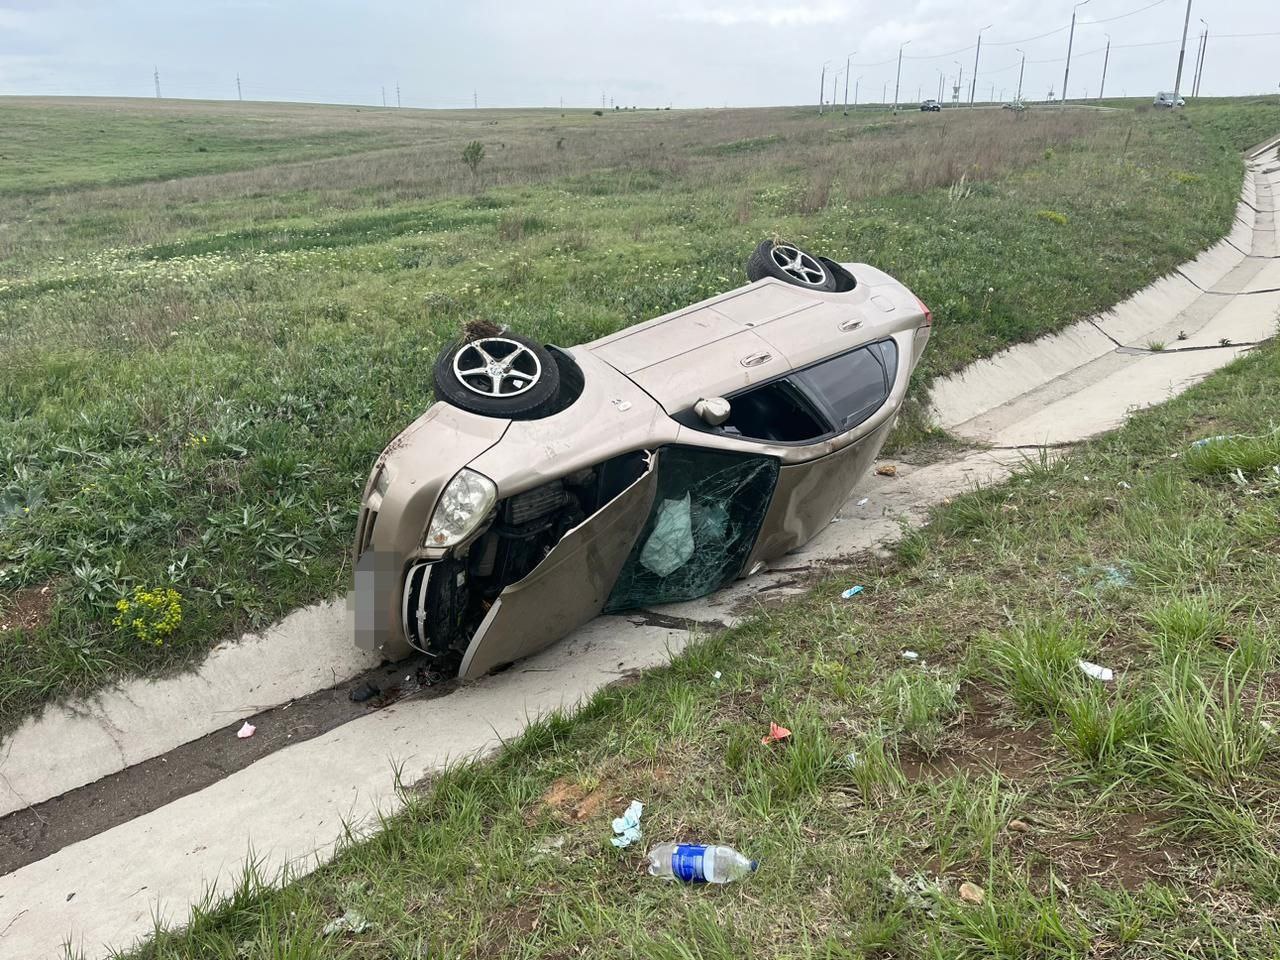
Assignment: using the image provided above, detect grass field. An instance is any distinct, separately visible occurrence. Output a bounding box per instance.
[120,339,1280,959]
[2,96,1279,730]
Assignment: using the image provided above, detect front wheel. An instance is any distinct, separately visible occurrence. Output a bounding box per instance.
[432,332,561,419]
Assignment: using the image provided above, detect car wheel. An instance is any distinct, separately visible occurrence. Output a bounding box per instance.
[432,332,561,419]
[746,240,839,291]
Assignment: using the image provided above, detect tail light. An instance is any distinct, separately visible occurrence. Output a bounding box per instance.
[914,295,933,326]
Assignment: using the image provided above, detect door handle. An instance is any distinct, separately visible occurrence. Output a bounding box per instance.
[839,318,863,332]
[740,352,773,367]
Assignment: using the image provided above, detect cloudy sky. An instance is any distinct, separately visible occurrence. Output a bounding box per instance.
[1,0,1276,108]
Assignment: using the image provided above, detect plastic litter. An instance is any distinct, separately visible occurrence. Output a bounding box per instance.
[760,722,791,746]
[646,843,758,883]
[639,495,695,577]
[1117,481,1132,490]
[1191,435,1236,450]
[841,585,864,599]
[713,670,722,680]
[349,681,380,703]
[761,721,791,745]
[901,650,920,662]
[610,799,644,848]
[1076,659,1114,682]
[959,881,985,905]
[322,909,372,936]
[887,872,942,917]
[856,497,869,507]
[236,721,256,739]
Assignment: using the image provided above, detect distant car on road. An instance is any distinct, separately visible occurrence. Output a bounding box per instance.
[352,241,933,678]
[1002,98,1027,112]
[1153,91,1185,108]
[920,99,941,112]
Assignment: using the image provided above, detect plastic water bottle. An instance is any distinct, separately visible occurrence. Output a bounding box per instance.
[646,843,758,884]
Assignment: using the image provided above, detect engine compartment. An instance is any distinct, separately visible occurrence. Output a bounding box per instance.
[406,451,649,664]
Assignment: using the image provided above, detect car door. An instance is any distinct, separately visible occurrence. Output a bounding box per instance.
[457,452,660,679]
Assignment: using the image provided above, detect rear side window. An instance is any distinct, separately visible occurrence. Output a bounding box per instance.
[793,340,897,432]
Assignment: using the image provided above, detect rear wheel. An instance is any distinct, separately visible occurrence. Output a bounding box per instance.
[432,333,560,419]
[746,240,839,291]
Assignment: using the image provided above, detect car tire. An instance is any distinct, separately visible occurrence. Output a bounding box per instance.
[432,332,561,419]
[745,240,839,291]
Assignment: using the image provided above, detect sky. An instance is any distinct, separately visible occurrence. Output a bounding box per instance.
[0,0,1277,109]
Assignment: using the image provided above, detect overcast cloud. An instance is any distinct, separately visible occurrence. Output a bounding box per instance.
[0,0,1276,109]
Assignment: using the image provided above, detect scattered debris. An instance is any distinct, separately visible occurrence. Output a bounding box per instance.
[532,834,567,856]
[1008,818,1031,833]
[887,872,942,918]
[901,650,920,662]
[845,750,860,768]
[761,721,792,745]
[1117,480,1132,489]
[236,721,255,739]
[349,681,380,703]
[713,670,722,680]
[647,842,758,883]
[1190,435,1236,450]
[540,779,607,822]
[1076,659,1114,682]
[610,799,644,848]
[856,497,869,507]
[841,585,864,599]
[875,464,898,477]
[959,881,985,905]
[322,909,372,936]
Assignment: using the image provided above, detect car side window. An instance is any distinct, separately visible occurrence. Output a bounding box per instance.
[792,340,897,433]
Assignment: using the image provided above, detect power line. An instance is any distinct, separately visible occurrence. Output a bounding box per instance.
[1081,0,1169,25]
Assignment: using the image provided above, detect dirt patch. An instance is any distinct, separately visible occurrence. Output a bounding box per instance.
[900,689,1053,782]
[0,584,54,633]
[1016,809,1190,893]
[537,778,609,823]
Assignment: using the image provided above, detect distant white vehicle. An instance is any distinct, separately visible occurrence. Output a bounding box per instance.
[1154,91,1185,108]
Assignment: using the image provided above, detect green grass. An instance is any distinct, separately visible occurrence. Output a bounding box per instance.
[1,98,1278,731]
[114,340,1280,958]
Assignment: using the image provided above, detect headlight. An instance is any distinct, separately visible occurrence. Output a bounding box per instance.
[425,469,496,547]
[373,466,391,497]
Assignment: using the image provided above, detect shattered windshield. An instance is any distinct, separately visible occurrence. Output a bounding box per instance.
[605,446,779,612]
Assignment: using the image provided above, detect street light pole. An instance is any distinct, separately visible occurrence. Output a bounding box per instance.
[844,52,855,110]
[937,70,944,102]
[1016,48,1026,102]
[954,61,963,105]
[819,59,830,114]
[854,75,861,108]
[894,40,911,113]
[1062,0,1091,105]
[971,24,992,106]
[1173,0,1192,102]
[1099,35,1110,100]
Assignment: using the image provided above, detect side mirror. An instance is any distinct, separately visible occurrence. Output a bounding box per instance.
[694,397,731,427]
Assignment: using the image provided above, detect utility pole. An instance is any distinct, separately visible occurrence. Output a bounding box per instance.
[819,59,830,114]
[1099,35,1110,99]
[1173,0,1192,103]
[843,52,855,111]
[954,61,963,104]
[1016,49,1026,102]
[831,72,838,109]
[154,65,161,98]
[1062,0,1091,104]
[893,41,910,113]
[971,24,992,106]
[854,76,861,109]
[990,82,995,102]
[382,86,386,107]
[937,71,944,102]
[396,83,401,108]
[1193,19,1208,96]
[881,80,887,104]
[476,90,479,109]
[236,73,242,101]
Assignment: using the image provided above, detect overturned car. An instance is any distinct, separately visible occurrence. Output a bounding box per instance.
[353,240,932,678]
